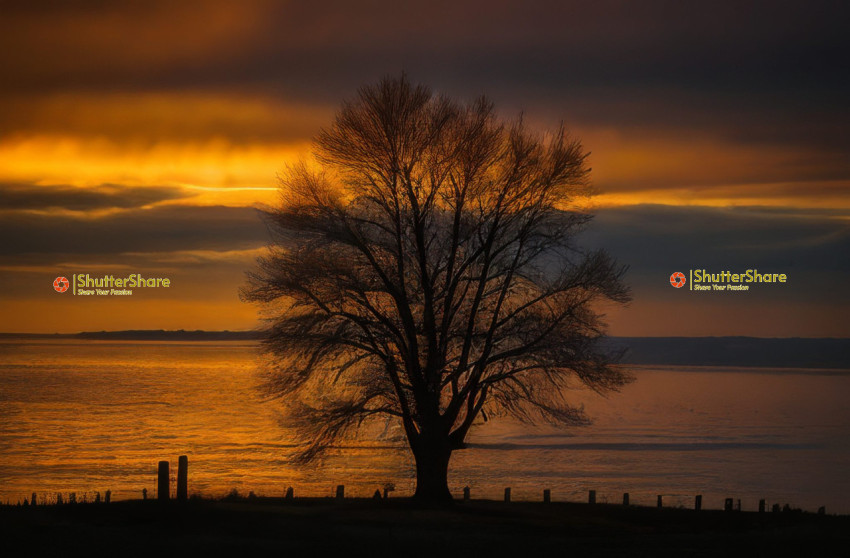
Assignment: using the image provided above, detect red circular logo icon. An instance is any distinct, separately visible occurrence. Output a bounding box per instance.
[53,276,70,293]
[669,272,686,288]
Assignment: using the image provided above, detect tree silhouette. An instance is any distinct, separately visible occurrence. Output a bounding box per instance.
[242,75,631,503]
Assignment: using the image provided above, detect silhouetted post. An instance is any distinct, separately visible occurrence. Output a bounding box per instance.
[158,460,170,502]
[32,492,37,507]
[623,493,629,506]
[736,499,741,511]
[818,506,826,515]
[142,488,147,500]
[724,498,733,512]
[373,489,382,499]
[285,487,293,500]
[335,485,344,499]
[695,495,702,511]
[177,455,188,501]
[504,487,511,503]
[463,486,470,501]
[589,490,596,505]
[95,492,101,504]
[543,489,551,503]
[772,503,780,513]
[759,499,765,513]
[657,495,663,508]
[105,490,111,504]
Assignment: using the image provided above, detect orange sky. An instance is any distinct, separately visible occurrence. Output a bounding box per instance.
[1,1,847,336]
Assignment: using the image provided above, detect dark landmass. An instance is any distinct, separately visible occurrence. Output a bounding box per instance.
[0,329,263,341]
[1,497,846,558]
[2,331,848,368]
[608,336,850,369]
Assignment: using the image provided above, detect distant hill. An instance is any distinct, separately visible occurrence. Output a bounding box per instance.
[0,330,263,341]
[607,337,850,369]
[1,331,848,369]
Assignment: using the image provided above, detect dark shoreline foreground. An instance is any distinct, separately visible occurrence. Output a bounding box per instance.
[2,498,847,557]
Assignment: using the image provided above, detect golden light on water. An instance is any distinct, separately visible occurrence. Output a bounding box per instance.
[3,341,849,512]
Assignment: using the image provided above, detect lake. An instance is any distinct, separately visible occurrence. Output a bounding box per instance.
[1,340,848,513]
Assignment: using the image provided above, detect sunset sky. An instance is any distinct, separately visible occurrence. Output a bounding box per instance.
[1,0,847,336]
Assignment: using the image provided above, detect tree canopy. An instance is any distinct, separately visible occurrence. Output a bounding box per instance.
[242,75,631,502]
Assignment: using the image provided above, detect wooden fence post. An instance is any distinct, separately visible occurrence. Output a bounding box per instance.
[695,495,702,511]
[724,498,733,512]
[336,485,344,499]
[543,489,551,503]
[177,455,188,501]
[589,490,596,505]
[759,499,765,513]
[504,487,511,503]
[285,487,294,499]
[463,486,470,501]
[158,460,170,501]
[657,495,663,508]
[623,493,629,506]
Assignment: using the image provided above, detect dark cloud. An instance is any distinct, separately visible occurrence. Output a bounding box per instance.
[0,94,330,145]
[4,1,847,93]
[0,183,191,211]
[589,204,850,268]
[0,0,847,187]
[0,204,268,258]
[1,1,846,126]
[582,204,850,304]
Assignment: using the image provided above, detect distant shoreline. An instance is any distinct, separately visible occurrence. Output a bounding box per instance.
[1,331,848,369]
[0,330,263,341]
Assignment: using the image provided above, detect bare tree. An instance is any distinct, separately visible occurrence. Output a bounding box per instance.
[242,75,631,503]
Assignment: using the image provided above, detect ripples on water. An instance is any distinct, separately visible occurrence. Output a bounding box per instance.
[1,340,848,512]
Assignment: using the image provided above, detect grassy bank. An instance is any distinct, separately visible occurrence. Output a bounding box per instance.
[1,497,846,557]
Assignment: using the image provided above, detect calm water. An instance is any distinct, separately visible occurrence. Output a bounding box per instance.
[1,340,849,513]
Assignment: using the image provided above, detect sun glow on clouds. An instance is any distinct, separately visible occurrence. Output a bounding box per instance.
[0,91,845,337]
[579,128,850,212]
[2,126,845,214]
[0,1,845,336]
[0,135,299,206]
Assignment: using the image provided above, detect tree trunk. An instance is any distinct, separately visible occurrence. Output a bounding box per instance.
[411,435,453,504]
